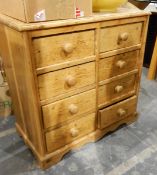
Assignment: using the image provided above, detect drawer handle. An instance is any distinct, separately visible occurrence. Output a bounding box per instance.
[116,60,126,69]
[63,43,74,54]
[117,108,127,117]
[65,75,76,87]
[115,85,124,93]
[70,128,79,137]
[118,32,129,43]
[68,104,79,115]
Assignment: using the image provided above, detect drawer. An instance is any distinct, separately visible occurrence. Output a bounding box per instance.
[33,30,95,68]
[98,73,137,107]
[99,96,137,129]
[99,50,139,82]
[38,62,96,101]
[100,22,142,53]
[42,89,96,129]
[45,113,96,152]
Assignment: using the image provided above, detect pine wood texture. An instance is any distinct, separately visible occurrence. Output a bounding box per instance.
[99,96,137,129]
[0,26,45,156]
[0,24,25,130]
[98,73,137,107]
[33,30,95,68]
[0,3,150,169]
[147,35,157,80]
[99,50,139,81]
[38,62,96,101]
[46,113,96,152]
[100,22,142,53]
[42,89,96,129]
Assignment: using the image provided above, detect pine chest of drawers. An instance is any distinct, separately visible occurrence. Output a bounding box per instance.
[0,4,150,169]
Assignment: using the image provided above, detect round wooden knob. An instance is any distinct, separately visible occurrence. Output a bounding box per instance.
[68,104,79,115]
[117,108,127,117]
[119,32,129,42]
[70,128,79,137]
[115,85,124,93]
[116,60,126,69]
[65,75,76,87]
[63,43,74,54]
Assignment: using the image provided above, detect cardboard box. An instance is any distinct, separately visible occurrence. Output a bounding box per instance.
[0,83,12,118]
[0,73,12,117]
[0,57,12,117]
[0,0,92,23]
[76,0,92,18]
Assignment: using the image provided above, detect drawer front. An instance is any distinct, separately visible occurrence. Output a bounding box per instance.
[99,50,139,82]
[42,89,96,129]
[38,62,96,101]
[33,30,95,68]
[100,22,142,53]
[46,113,96,152]
[98,74,136,106]
[99,96,137,129]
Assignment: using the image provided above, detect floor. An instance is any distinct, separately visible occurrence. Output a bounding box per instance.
[0,68,157,175]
